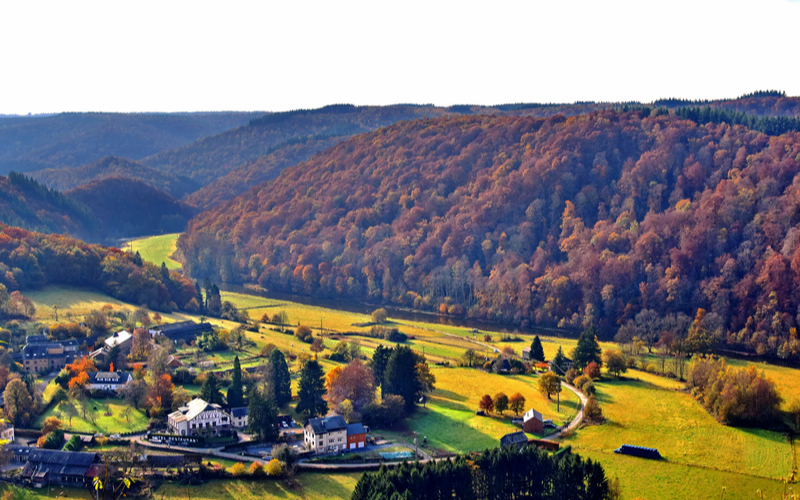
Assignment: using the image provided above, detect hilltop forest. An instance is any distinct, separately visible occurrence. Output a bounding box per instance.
[180,109,800,361]
[0,224,197,312]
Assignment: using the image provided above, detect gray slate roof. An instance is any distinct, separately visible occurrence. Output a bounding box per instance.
[231,407,249,418]
[346,423,367,436]
[500,431,529,447]
[306,415,347,434]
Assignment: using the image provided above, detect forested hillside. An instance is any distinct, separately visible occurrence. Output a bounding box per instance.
[0,111,261,174]
[30,156,201,199]
[142,104,454,186]
[0,224,196,311]
[180,109,800,360]
[0,173,194,243]
[185,135,346,210]
[0,172,97,240]
[66,177,196,240]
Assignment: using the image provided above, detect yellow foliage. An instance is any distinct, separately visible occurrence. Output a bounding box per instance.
[265,458,283,477]
[230,463,246,477]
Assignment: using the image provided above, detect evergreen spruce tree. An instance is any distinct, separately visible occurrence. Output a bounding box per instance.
[269,349,292,406]
[383,345,421,412]
[550,346,567,375]
[372,344,392,388]
[247,386,279,441]
[530,335,545,362]
[296,359,327,417]
[227,356,244,408]
[201,372,223,405]
[572,325,602,370]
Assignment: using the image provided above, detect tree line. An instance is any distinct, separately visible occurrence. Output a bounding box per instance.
[352,446,614,500]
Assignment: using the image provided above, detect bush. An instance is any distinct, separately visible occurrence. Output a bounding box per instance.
[583,361,601,379]
[581,379,595,396]
[230,463,246,477]
[62,434,82,452]
[565,368,579,385]
[249,462,264,476]
[645,363,657,373]
[38,430,65,450]
[266,458,283,477]
[295,325,313,343]
[573,374,591,394]
[584,396,604,424]
[371,308,388,324]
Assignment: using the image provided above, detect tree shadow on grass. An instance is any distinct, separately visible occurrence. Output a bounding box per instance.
[433,388,469,402]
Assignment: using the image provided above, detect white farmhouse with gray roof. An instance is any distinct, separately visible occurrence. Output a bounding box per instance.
[167,398,231,436]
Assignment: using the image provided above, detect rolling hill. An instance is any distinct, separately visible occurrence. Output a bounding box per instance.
[66,176,196,240]
[0,111,262,174]
[29,156,201,199]
[0,172,98,240]
[141,104,458,186]
[179,108,800,361]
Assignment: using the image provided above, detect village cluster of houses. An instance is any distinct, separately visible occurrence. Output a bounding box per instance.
[19,321,212,375]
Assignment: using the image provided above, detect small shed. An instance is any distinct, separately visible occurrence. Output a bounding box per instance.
[522,347,531,360]
[523,408,544,434]
[500,431,528,448]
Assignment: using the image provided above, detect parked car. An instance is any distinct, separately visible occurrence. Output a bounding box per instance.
[476,410,486,416]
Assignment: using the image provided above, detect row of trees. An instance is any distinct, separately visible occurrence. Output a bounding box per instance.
[352,446,614,500]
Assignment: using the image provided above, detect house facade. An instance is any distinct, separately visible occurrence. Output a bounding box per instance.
[346,423,367,450]
[167,398,231,436]
[230,407,248,428]
[22,337,82,374]
[523,408,544,434]
[87,371,132,392]
[304,415,348,454]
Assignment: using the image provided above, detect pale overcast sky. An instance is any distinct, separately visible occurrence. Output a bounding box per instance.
[1,0,798,114]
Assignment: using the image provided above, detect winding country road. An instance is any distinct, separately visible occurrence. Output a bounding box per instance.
[544,382,588,440]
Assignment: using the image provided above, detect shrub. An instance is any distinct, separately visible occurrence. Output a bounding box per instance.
[584,396,604,424]
[230,463,246,477]
[295,325,313,343]
[573,375,591,394]
[62,434,82,452]
[565,368,579,385]
[249,462,264,476]
[371,308,388,324]
[265,458,283,477]
[645,363,657,373]
[583,361,601,379]
[581,380,595,396]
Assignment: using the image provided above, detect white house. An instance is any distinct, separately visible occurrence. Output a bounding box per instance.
[230,407,248,428]
[86,372,132,392]
[104,331,133,355]
[167,398,231,436]
[304,415,348,454]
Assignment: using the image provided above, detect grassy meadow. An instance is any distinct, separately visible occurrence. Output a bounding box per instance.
[33,396,149,434]
[128,232,183,270]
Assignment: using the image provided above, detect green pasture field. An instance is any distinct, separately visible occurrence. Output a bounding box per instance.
[128,232,182,270]
[380,366,580,455]
[561,375,794,481]
[33,396,149,434]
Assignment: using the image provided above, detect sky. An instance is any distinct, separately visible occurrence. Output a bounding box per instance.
[0,0,798,114]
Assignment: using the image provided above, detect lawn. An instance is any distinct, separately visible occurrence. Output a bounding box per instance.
[561,376,794,481]
[33,396,149,435]
[128,232,183,270]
